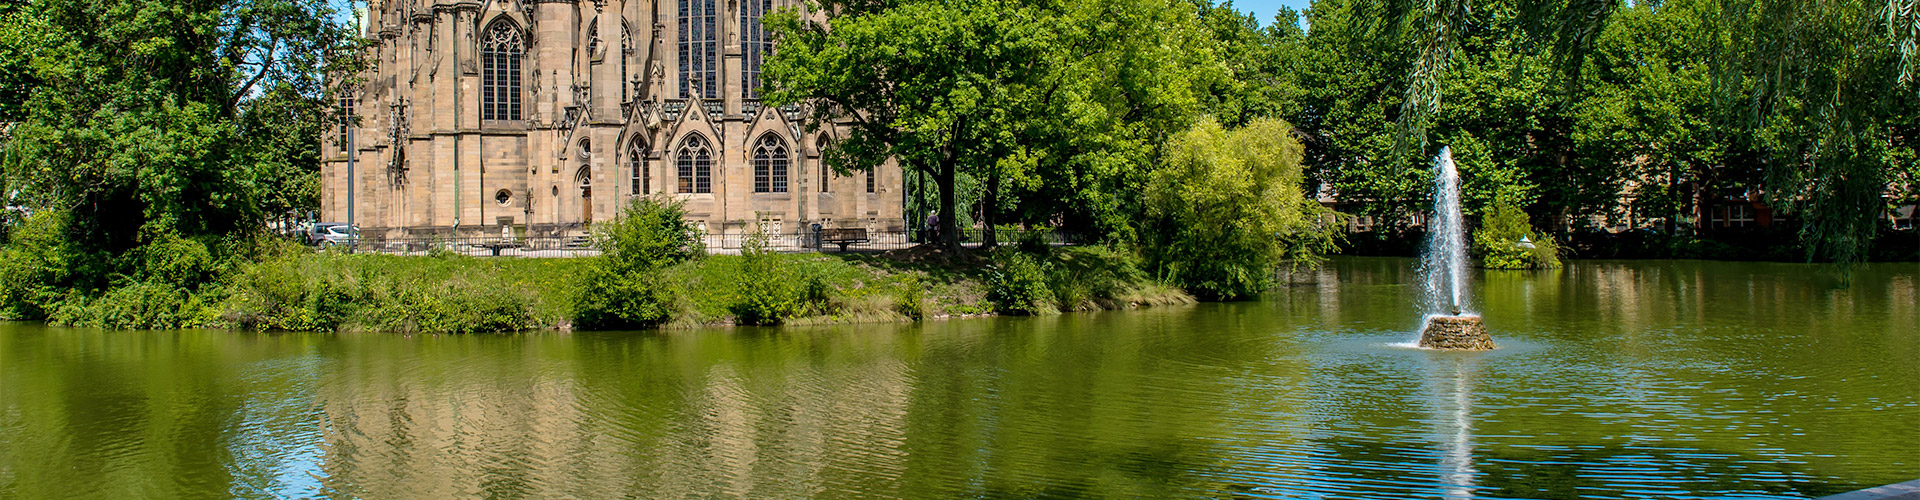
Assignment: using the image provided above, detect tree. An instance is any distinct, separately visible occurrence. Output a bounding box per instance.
[764,0,1226,250]
[0,0,359,314]
[1378,0,1919,265]
[763,0,1054,252]
[1143,117,1337,300]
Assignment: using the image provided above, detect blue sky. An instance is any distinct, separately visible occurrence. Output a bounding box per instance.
[1230,0,1314,27]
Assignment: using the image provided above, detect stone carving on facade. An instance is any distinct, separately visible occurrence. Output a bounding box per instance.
[387,99,411,188]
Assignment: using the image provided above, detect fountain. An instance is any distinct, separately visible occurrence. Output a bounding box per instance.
[1418,147,1495,350]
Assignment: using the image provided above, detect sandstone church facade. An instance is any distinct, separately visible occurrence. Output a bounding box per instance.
[322,0,905,240]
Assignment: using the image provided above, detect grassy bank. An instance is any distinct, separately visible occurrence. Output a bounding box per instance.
[200,244,1192,333]
[4,200,1197,333]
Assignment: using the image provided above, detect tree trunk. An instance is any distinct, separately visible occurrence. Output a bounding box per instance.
[982,166,999,248]
[938,153,962,254]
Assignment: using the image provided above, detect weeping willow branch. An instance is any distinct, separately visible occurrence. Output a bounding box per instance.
[1890,0,1920,87]
[1393,0,1471,157]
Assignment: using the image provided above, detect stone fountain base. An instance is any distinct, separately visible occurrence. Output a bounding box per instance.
[1419,315,1495,350]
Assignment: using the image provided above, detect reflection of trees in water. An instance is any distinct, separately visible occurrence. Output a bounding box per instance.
[6,260,1916,499]
[303,310,1267,498]
[1475,444,1844,499]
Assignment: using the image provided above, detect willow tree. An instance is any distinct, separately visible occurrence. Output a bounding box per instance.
[1381,0,1919,265]
[1143,117,1338,300]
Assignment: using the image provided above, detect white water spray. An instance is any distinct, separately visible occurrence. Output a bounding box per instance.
[1423,147,1471,316]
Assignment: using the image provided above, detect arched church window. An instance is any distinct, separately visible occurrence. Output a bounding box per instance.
[753,134,789,193]
[481,20,524,121]
[818,137,833,193]
[587,20,601,56]
[628,136,649,195]
[677,135,712,194]
[740,0,774,99]
[678,0,718,99]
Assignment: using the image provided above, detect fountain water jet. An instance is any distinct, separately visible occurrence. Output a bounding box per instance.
[1418,147,1494,350]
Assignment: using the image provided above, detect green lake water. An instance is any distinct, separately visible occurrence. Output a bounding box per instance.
[2,258,1916,499]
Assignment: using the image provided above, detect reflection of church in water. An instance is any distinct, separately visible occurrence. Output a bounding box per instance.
[323,0,905,238]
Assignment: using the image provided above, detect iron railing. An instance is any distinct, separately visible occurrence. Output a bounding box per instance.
[321,227,1082,257]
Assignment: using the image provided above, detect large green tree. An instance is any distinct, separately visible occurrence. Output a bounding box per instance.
[763,0,1225,250]
[0,0,357,306]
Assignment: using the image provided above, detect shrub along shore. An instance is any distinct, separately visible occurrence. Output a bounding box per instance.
[150,243,1190,334]
[0,198,1196,333]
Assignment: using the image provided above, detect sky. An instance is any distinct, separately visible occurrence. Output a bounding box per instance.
[1230,0,1314,27]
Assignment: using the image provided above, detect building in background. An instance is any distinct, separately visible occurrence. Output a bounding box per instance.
[324,0,904,242]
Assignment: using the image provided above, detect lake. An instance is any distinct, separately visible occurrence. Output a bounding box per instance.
[2,258,1916,499]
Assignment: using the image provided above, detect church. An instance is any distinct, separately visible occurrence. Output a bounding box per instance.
[322,0,905,242]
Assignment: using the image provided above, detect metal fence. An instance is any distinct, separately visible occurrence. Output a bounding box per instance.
[325,227,1081,257]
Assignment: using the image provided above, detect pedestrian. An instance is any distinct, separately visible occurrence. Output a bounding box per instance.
[926,212,941,243]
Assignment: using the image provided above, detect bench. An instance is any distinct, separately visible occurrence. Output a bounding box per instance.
[475,241,523,256]
[819,228,869,252]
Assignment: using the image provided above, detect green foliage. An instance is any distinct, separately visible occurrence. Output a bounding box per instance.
[593,196,705,273]
[764,0,1225,245]
[1327,0,1918,266]
[219,253,570,333]
[219,253,359,332]
[0,0,359,314]
[728,230,803,326]
[574,197,704,330]
[359,276,539,334]
[137,233,216,287]
[894,274,928,320]
[1473,196,1561,270]
[573,268,677,330]
[50,281,213,330]
[985,250,1056,315]
[0,209,73,319]
[1143,117,1338,300]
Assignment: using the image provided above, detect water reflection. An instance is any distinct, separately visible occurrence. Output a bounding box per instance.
[1,259,1916,499]
[1428,353,1481,500]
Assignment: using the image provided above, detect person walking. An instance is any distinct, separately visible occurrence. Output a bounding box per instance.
[925,212,941,244]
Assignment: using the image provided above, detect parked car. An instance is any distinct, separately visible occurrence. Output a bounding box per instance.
[309,223,357,248]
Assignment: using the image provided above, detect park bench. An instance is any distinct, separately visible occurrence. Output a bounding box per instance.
[819,228,869,252]
[475,241,523,256]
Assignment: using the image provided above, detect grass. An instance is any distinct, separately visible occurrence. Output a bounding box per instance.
[211,244,1191,333]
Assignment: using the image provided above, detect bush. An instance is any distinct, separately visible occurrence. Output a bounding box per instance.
[50,281,213,330]
[574,196,704,329]
[594,196,704,272]
[1142,117,1338,300]
[0,210,73,320]
[219,254,361,332]
[985,250,1055,315]
[573,266,676,330]
[361,276,539,333]
[219,253,562,333]
[729,230,801,325]
[895,275,928,320]
[1472,197,1560,269]
[137,232,216,287]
